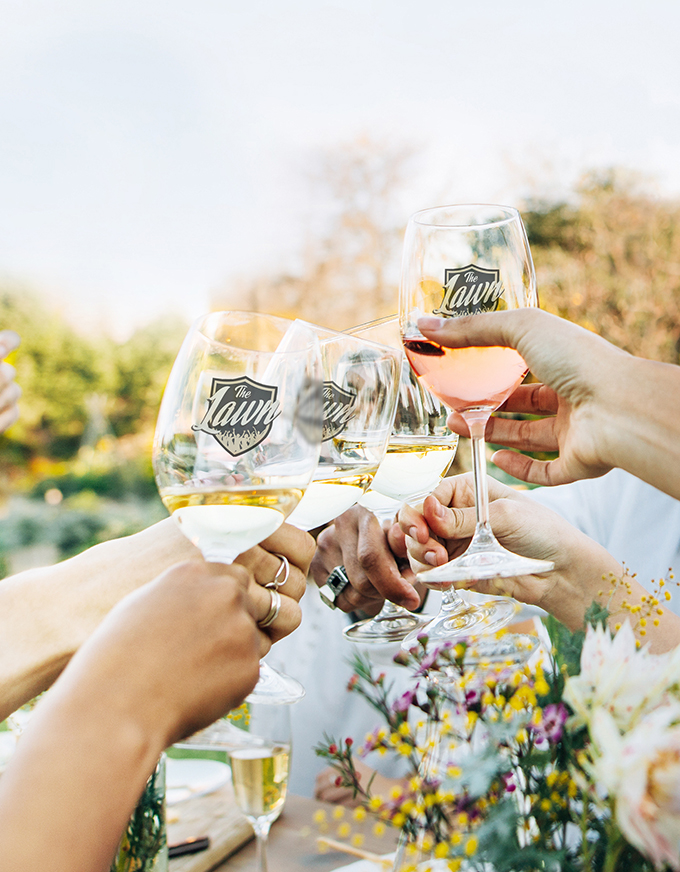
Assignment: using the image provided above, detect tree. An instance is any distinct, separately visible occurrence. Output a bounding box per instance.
[524,169,680,364]
[211,136,414,329]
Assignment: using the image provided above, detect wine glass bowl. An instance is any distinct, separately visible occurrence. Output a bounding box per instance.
[285,322,402,532]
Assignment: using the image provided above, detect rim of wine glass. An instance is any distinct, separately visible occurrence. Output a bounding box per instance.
[295,317,402,357]
[411,203,521,230]
[194,310,317,356]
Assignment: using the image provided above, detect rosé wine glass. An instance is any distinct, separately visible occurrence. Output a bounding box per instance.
[399,204,553,645]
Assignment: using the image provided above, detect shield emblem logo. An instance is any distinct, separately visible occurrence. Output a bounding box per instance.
[192,376,281,456]
[435,264,504,317]
[322,380,357,442]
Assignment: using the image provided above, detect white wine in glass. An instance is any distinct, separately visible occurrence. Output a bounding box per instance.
[399,205,554,647]
[285,322,401,532]
[153,311,323,703]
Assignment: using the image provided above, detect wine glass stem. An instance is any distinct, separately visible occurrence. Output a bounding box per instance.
[252,820,271,872]
[464,410,496,548]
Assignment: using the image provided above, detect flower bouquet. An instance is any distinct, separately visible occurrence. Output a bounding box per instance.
[316,584,680,871]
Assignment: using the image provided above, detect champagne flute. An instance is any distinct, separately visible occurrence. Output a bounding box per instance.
[399,205,553,645]
[340,315,458,643]
[228,701,292,872]
[153,311,323,703]
[285,322,401,532]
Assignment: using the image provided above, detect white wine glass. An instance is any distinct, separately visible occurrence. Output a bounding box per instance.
[341,315,458,643]
[153,311,323,703]
[228,701,292,872]
[399,205,554,647]
[285,322,401,533]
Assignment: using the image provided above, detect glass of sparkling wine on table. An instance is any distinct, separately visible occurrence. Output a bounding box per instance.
[399,204,554,645]
[228,701,292,872]
[153,311,323,703]
[339,315,458,643]
[285,322,401,533]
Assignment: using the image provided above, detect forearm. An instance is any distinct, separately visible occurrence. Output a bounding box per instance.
[0,518,198,718]
[600,355,680,501]
[539,549,680,654]
[0,672,164,871]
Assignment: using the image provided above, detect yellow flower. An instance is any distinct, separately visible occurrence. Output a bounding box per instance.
[450,832,462,846]
[373,821,387,837]
[332,806,345,820]
[398,721,411,737]
[351,833,365,848]
[337,822,351,839]
[369,796,383,811]
[313,809,327,824]
[434,842,449,859]
[392,812,406,828]
[353,806,367,822]
[465,836,478,856]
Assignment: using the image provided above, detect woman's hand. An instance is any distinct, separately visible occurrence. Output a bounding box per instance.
[398,473,626,632]
[416,310,664,488]
[236,522,315,642]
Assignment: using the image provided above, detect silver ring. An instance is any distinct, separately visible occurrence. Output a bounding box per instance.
[318,565,350,610]
[258,589,282,628]
[266,554,290,591]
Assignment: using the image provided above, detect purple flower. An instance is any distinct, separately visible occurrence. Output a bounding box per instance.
[531,703,569,744]
[392,688,417,713]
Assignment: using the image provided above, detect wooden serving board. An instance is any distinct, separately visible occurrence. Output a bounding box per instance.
[167,782,254,872]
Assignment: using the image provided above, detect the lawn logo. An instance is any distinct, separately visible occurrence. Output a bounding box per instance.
[435,264,504,317]
[192,376,281,455]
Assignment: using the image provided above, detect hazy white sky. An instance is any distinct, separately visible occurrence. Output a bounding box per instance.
[2,0,680,337]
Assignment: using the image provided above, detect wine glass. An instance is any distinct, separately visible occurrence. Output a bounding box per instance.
[228,701,292,872]
[285,322,401,532]
[339,315,458,643]
[153,311,323,703]
[399,205,554,646]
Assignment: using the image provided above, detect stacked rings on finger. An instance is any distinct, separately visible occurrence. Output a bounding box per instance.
[266,554,290,591]
[258,589,282,628]
[318,565,351,609]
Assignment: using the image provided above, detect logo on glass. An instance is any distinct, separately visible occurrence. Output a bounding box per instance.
[322,381,357,442]
[434,264,504,317]
[192,376,281,456]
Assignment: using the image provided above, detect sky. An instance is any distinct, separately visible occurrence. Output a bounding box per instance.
[2,0,680,339]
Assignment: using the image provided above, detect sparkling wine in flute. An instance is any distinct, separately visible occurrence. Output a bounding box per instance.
[229,743,291,823]
[402,338,528,413]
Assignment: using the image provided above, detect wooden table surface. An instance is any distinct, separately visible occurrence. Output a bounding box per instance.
[168,788,396,872]
[214,793,396,871]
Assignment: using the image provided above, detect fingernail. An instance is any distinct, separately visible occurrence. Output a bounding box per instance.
[418,316,446,331]
[432,500,446,518]
[424,551,439,566]
[408,527,419,542]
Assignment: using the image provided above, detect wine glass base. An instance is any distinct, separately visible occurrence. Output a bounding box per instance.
[400,595,519,651]
[417,550,554,586]
[246,662,305,705]
[343,609,431,643]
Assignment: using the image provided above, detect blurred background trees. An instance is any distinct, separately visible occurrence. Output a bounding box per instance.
[2,140,680,572]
